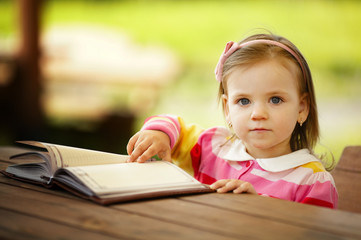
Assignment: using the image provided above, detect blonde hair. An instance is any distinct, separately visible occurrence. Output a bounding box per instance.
[218,33,319,154]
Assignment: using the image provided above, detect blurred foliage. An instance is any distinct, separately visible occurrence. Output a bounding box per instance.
[0,0,360,162]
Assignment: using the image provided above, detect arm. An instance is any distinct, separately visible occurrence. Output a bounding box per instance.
[295,162,338,209]
[127,115,181,163]
[298,178,338,209]
[127,115,204,174]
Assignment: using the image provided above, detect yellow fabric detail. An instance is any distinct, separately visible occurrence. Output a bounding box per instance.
[301,161,326,173]
[171,117,204,176]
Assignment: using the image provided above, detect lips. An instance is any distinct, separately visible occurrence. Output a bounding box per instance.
[251,128,270,132]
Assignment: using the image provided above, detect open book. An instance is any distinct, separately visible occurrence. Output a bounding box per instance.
[1,141,212,205]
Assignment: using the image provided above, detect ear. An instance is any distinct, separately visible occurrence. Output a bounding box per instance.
[298,93,310,123]
[222,94,231,124]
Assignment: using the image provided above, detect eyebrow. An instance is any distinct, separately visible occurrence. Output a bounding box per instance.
[230,90,290,97]
[266,90,291,96]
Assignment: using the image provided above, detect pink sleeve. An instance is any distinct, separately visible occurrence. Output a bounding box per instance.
[299,179,338,209]
[141,115,181,149]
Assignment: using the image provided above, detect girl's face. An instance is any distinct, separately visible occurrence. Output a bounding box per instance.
[223,59,309,159]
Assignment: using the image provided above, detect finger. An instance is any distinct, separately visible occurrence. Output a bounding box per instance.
[127,132,140,155]
[128,139,151,162]
[210,179,229,190]
[233,182,255,194]
[218,180,239,193]
[136,146,159,163]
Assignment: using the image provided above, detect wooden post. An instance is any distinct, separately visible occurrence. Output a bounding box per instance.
[16,0,44,138]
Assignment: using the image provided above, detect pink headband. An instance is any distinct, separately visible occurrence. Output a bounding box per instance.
[214,39,306,82]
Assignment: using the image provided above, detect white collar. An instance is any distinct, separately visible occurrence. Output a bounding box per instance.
[218,139,320,172]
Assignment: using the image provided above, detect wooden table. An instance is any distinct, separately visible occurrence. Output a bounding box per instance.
[1,146,361,240]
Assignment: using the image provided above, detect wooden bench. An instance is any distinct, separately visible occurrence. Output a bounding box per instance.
[332,146,361,213]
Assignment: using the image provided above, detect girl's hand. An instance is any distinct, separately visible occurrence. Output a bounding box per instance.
[126,130,172,163]
[210,179,257,194]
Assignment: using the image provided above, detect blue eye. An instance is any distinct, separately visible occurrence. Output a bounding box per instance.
[238,98,250,105]
[270,97,282,104]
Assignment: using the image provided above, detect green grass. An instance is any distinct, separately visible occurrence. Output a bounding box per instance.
[1,0,360,163]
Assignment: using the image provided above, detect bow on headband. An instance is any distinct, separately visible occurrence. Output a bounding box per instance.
[214,40,306,83]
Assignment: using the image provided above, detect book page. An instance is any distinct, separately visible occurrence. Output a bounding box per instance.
[5,162,50,184]
[64,161,201,195]
[45,144,128,168]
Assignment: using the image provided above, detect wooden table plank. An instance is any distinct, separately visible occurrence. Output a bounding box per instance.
[0,173,80,200]
[2,146,361,240]
[114,196,340,240]
[180,192,361,239]
[0,208,120,240]
[0,183,234,240]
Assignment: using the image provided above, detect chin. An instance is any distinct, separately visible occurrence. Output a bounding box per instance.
[249,142,272,149]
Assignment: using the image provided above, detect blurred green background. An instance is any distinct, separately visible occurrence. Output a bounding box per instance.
[0,0,360,164]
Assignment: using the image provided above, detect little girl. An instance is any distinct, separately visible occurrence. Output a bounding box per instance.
[127,33,338,209]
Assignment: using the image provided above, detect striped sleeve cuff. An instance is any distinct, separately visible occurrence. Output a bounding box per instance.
[141,115,180,149]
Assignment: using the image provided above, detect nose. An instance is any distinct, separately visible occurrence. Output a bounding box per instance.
[251,103,268,120]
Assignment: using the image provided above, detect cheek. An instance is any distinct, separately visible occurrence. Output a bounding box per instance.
[233,125,248,139]
[273,109,298,132]
[228,107,246,122]
[229,109,248,136]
